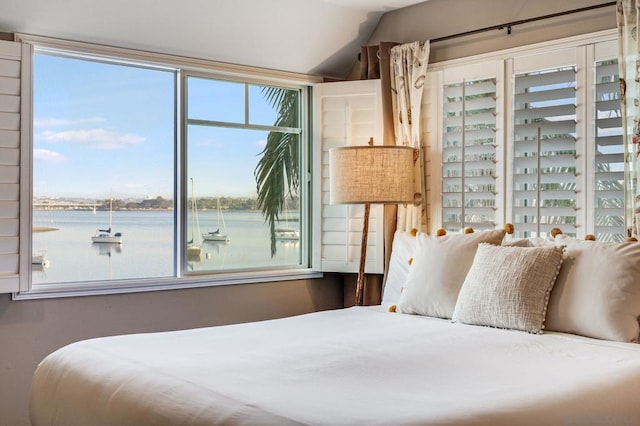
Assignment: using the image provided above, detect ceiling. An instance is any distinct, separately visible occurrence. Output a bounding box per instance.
[0,0,428,79]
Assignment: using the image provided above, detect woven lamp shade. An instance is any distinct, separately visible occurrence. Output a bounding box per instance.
[329,146,415,204]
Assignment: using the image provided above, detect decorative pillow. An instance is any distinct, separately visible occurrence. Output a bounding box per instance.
[452,244,564,334]
[381,230,417,304]
[396,229,506,318]
[546,235,640,342]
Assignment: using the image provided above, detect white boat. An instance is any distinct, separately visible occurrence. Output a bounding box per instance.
[275,227,300,241]
[203,197,229,242]
[32,250,50,267]
[187,178,202,258]
[275,201,299,241]
[92,196,123,244]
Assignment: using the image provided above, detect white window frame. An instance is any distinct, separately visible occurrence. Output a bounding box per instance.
[13,34,322,300]
[427,29,623,239]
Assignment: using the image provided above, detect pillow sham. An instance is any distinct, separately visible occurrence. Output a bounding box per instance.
[452,244,564,334]
[382,230,417,304]
[396,229,506,318]
[546,235,640,342]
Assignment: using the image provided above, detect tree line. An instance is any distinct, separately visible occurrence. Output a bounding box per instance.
[98,196,298,211]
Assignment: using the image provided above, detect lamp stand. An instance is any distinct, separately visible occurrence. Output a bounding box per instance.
[355,203,370,306]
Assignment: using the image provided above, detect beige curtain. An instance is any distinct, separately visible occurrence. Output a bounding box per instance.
[358,42,399,303]
[617,0,640,238]
[390,41,430,233]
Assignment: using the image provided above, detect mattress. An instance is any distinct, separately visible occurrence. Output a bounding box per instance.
[30,306,640,425]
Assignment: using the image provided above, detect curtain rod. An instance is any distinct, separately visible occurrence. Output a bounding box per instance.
[431,1,616,43]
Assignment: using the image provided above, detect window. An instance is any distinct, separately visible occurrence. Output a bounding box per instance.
[436,34,628,241]
[185,76,303,272]
[32,52,177,285]
[23,39,313,295]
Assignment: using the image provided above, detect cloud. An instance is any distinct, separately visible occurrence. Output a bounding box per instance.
[34,117,106,128]
[36,128,146,149]
[34,148,64,162]
[256,139,267,149]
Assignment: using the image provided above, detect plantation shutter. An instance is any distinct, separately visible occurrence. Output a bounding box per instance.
[442,78,498,232]
[512,65,578,238]
[313,79,384,273]
[593,58,625,242]
[0,40,28,293]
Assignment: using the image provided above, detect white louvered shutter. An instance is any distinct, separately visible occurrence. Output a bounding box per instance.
[313,79,384,273]
[593,58,625,242]
[0,40,27,293]
[512,65,578,238]
[442,78,498,232]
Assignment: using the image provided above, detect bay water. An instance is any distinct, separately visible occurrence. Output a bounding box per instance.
[32,210,301,285]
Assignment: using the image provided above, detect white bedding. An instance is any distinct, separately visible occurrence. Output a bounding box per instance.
[30,306,640,425]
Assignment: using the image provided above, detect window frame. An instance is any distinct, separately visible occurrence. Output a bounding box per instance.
[14,34,321,300]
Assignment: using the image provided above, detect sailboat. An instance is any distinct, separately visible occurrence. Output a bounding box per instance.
[203,197,229,242]
[31,250,49,267]
[187,178,202,258]
[275,199,299,241]
[91,196,123,244]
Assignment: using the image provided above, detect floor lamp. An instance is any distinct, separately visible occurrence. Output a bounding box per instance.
[329,138,415,306]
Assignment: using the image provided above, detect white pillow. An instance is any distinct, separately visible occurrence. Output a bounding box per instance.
[382,230,417,304]
[452,244,564,334]
[396,229,506,319]
[546,235,640,342]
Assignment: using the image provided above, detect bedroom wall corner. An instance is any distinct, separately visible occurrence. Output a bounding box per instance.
[0,276,343,426]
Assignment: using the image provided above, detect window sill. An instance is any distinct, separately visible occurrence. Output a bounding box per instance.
[12,268,323,300]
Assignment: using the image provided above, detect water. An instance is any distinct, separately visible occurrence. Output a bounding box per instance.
[32,210,302,285]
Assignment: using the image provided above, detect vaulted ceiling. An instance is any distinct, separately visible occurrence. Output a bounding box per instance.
[0,0,428,79]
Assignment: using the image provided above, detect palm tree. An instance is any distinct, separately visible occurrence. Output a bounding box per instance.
[254,87,300,256]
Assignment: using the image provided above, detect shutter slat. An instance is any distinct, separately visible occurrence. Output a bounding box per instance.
[514,120,577,137]
[595,135,623,147]
[595,99,621,112]
[514,137,576,153]
[515,69,576,90]
[597,116,622,129]
[444,80,495,97]
[514,154,576,169]
[444,96,496,112]
[514,104,576,120]
[514,87,575,104]
[514,190,577,201]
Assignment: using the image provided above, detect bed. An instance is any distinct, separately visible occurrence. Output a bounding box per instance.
[30,230,640,425]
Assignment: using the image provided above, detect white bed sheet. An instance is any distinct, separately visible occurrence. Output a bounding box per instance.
[30,306,640,426]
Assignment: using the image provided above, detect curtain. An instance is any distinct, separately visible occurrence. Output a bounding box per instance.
[390,41,430,233]
[360,42,399,296]
[358,41,398,305]
[617,0,640,238]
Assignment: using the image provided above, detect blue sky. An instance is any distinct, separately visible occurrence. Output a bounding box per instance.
[33,53,282,200]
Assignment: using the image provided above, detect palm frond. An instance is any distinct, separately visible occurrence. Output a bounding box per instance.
[254,87,300,256]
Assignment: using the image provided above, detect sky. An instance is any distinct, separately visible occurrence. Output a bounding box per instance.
[33,52,290,200]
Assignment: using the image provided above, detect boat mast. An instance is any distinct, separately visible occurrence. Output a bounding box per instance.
[217,197,227,233]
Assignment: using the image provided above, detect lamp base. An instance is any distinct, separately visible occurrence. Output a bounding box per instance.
[343,274,382,307]
[354,203,371,306]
